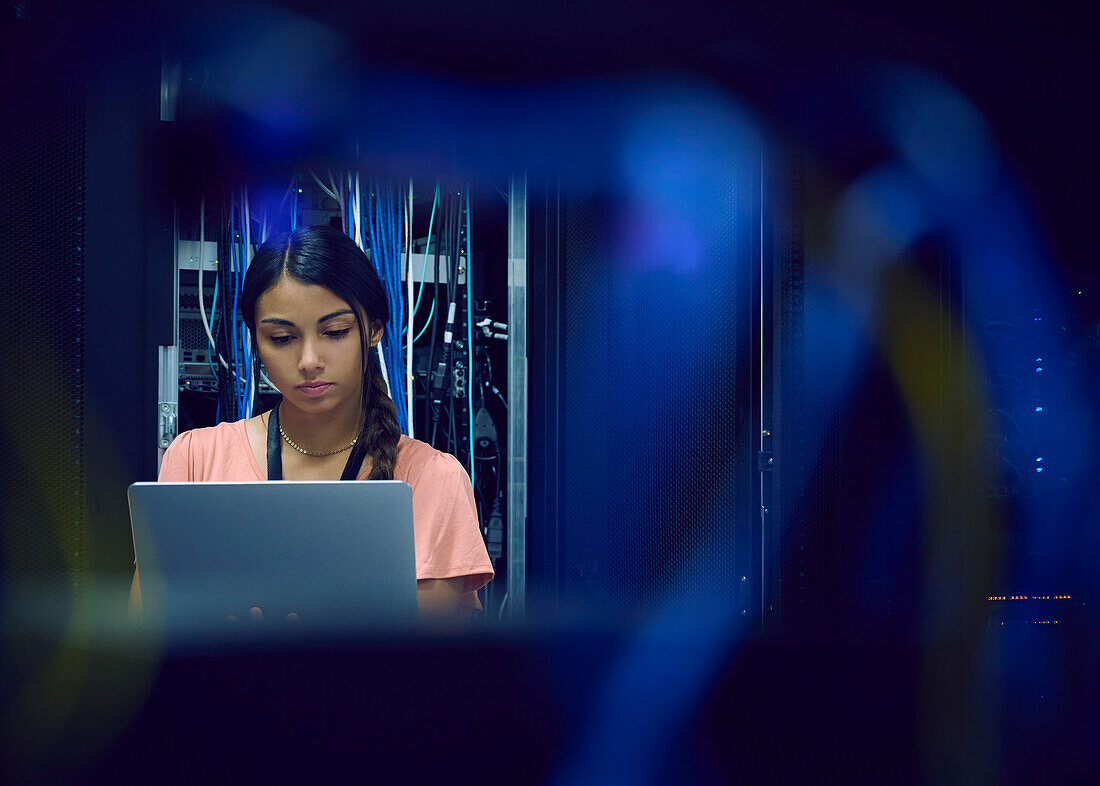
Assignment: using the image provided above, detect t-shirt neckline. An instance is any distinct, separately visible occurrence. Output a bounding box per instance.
[232,417,376,481]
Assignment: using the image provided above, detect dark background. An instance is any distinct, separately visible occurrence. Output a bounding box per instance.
[1,1,1097,783]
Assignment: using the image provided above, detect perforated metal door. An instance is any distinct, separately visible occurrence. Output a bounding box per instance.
[0,96,87,605]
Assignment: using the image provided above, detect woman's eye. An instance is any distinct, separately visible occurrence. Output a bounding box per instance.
[269,335,294,346]
[325,328,351,339]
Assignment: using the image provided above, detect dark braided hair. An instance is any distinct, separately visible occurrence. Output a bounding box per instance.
[241,225,401,480]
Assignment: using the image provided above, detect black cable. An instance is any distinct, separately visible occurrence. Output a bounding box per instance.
[448,191,459,447]
[448,190,459,306]
[436,189,459,447]
[473,454,501,507]
[448,191,463,456]
[449,193,460,457]
[474,451,503,500]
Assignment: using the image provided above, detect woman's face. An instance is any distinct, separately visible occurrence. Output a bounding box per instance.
[254,274,382,417]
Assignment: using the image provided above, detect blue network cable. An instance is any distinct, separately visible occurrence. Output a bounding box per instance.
[240,321,252,416]
[363,179,410,435]
[387,190,408,434]
[411,300,436,343]
[237,193,253,417]
[209,274,221,379]
[410,182,439,321]
[403,182,439,342]
[229,197,241,419]
[387,185,409,435]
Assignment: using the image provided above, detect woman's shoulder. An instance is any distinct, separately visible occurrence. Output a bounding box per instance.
[394,435,468,485]
[161,419,254,480]
[170,419,249,451]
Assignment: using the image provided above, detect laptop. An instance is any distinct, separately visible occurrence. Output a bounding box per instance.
[128,481,418,642]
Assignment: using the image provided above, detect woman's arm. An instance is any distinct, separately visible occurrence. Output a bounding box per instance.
[416,577,467,619]
[408,451,494,621]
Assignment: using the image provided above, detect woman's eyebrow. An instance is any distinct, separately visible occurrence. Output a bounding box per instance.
[259,309,354,327]
[317,309,354,323]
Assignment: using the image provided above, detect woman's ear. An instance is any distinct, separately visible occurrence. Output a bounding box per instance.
[369,320,385,347]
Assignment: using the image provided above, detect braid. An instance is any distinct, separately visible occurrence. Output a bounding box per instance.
[362,347,401,480]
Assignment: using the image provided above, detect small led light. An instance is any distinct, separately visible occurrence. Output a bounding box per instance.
[1036,457,1044,462]
[1036,468,1044,473]
[1035,406,1044,412]
[1035,367,1043,372]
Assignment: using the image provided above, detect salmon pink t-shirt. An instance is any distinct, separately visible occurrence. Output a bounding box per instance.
[158,419,494,610]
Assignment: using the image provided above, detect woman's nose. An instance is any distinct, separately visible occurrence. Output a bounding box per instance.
[298,338,323,373]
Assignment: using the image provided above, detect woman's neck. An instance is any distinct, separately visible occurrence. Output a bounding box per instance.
[276,399,364,455]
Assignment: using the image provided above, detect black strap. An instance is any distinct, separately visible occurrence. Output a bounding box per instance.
[341,431,370,481]
[266,401,283,481]
[266,401,369,481]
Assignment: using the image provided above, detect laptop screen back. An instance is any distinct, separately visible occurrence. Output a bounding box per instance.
[128,481,417,641]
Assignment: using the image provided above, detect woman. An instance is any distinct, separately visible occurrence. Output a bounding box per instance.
[131,226,493,619]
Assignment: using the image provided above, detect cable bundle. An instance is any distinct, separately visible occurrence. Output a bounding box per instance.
[194,176,425,436]
[408,183,440,347]
[362,179,409,435]
[197,190,257,424]
[421,185,472,460]
[232,189,256,419]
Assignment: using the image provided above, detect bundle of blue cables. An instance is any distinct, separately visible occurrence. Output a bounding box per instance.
[227,191,254,420]
[364,180,409,435]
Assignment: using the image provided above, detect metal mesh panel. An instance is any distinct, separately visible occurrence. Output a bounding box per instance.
[180,317,209,352]
[561,195,613,607]
[777,158,843,628]
[0,95,87,597]
[561,175,748,616]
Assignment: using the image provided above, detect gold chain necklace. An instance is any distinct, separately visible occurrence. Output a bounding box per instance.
[279,423,358,457]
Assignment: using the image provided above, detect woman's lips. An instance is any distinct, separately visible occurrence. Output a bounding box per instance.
[297,383,333,398]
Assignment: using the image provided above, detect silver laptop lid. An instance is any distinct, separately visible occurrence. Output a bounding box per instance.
[128,481,417,642]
